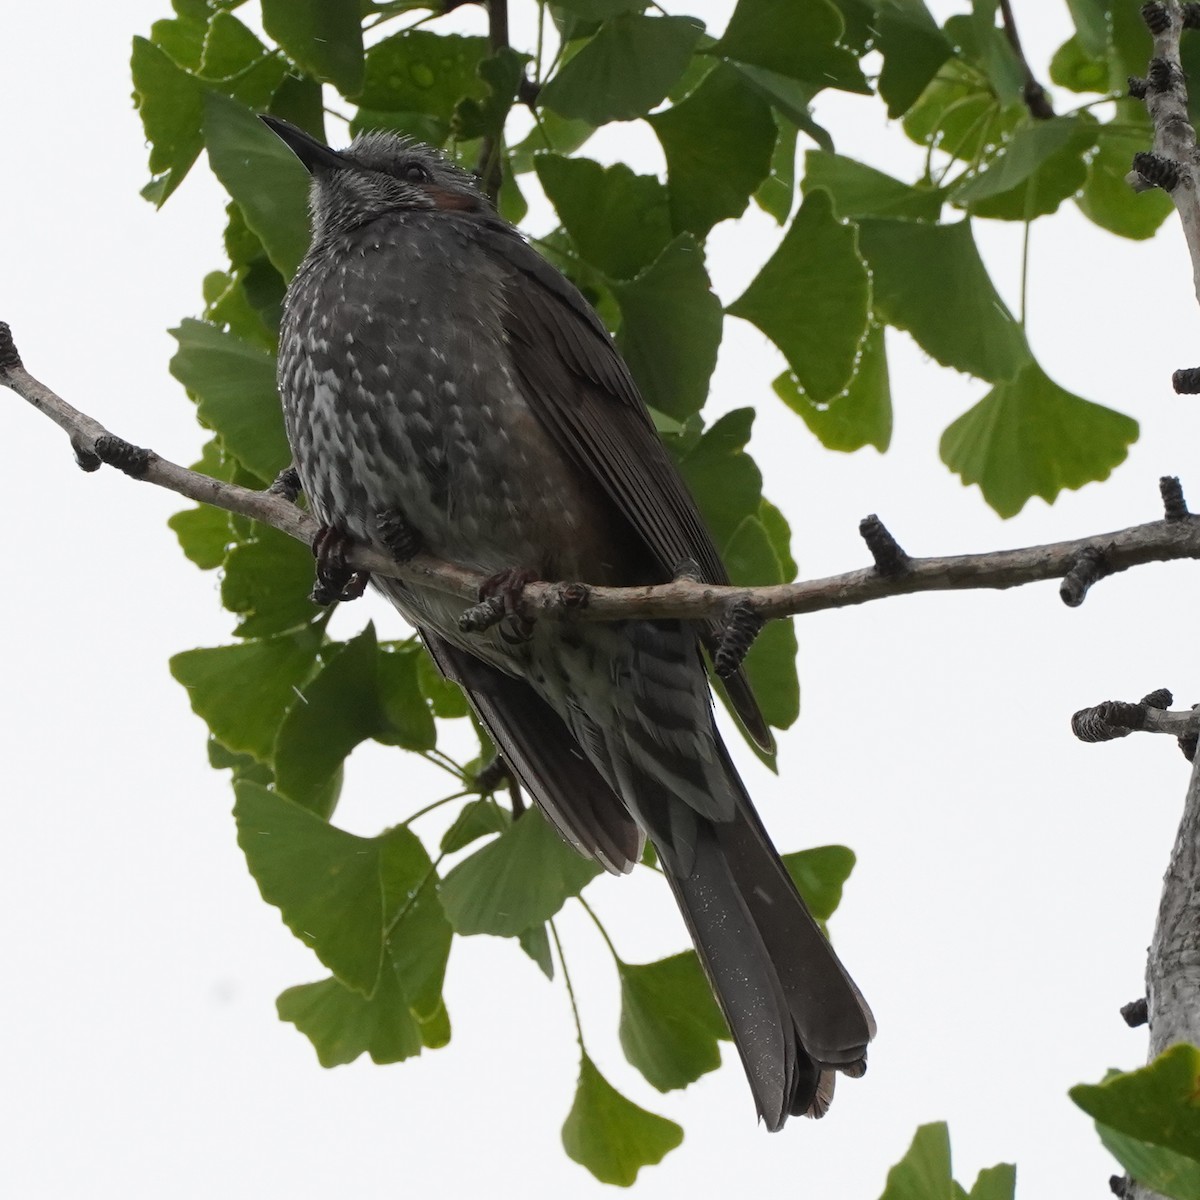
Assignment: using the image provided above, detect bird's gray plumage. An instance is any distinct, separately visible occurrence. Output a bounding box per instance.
[265,116,875,1129]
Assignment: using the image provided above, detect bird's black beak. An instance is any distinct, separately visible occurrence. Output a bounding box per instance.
[259,115,347,175]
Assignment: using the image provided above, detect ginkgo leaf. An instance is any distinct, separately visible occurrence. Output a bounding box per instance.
[562,1053,684,1185]
[728,188,869,404]
[439,808,601,936]
[618,952,728,1091]
[940,361,1138,517]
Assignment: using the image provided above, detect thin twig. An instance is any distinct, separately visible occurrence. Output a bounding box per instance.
[998,0,1055,119]
[477,0,509,204]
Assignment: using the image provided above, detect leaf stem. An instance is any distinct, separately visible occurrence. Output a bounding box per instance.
[403,789,470,826]
[534,0,546,85]
[1019,217,1032,329]
[418,748,469,781]
[577,895,621,963]
[364,6,444,33]
[550,919,586,1049]
[1062,94,1124,115]
[929,98,997,186]
[384,847,448,939]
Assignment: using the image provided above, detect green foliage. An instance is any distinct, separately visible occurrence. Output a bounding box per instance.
[782,845,857,925]
[358,30,489,139]
[1072,1045,1200,1198]
[708,0,869,95]
[774,322,893,453]
[804,150,946,221]
[169,501,230,569]
[612,236,723,422]
[952,115,1098,221]
[133,0,1178,1182]
[540,15,703,123]
[169,317,288,482]
[202,90,310,278]
[877,1123,1015,1200]
[876,1,955,118]
[440,798,511,853]
[940,362,1138,517]
[274,627,433,812]
[1078,119,1175,239]
[171,628,323,762]
[241,779,454,1065]
[728,187,870,404]
[221,522,321,639]
[277,971,439,1067]
[647,64,776,238]
[853,218,1028,383]
[439,807,602,937]
[562,1053,684,1186]
[534,155,672,280]
[618,952,729,1091]
[261,0,363,96]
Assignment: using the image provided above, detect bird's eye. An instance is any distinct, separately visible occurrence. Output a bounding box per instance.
[400,162,431,184]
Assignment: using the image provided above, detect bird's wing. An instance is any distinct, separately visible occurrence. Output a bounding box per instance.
[422,629,643,874]
[471,219,771,751]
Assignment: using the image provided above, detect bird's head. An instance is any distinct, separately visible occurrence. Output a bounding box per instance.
[260,115,488,243]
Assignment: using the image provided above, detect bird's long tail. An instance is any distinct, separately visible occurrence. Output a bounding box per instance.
[652,741,875,1130]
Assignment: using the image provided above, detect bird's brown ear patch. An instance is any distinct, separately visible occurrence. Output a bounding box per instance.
[427,186,482,212]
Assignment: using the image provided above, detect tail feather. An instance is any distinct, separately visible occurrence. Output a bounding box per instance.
[662,822,810,1130]
[653,742,874,1128]
[712,740,876,1068]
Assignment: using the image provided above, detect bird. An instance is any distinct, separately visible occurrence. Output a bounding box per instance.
[260,114,875,1129]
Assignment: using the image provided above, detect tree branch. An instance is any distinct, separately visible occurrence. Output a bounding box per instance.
[476,0,509,204]
[6,320,1200,629]
[1129,3,1200,322]
[997,0,1055,119]
[1071,689,1199,745]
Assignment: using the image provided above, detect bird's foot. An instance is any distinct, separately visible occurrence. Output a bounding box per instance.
[311,524,370,605]
[714,598,764,678]
[269,465,302,503]
[376,507,423,563]
[459,566,538,642]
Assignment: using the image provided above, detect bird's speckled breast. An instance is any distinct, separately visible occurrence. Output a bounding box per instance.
[277,212,618,584]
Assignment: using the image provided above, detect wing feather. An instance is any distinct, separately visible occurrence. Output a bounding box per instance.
[471,219,771,750]
[422,630,643,874]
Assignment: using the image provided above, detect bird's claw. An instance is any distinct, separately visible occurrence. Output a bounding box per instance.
[376,507,423,563]
[459,566,538,642]
[714,598,763,678]
[311,524,370,605]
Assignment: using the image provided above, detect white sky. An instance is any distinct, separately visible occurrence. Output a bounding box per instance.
[4,2,1199,1197]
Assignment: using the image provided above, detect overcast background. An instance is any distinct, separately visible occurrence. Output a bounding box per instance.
[3,2,1198,1197]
